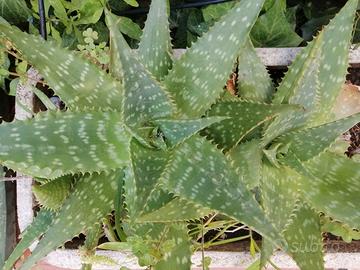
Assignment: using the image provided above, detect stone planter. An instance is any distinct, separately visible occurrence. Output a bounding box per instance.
[13,47,360,270]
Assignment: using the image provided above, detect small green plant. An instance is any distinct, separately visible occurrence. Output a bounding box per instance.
[77,28,110,69]
[0,0,359,269]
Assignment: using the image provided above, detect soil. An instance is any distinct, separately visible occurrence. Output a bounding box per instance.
[268,67,360,87]
[347,68,360,85]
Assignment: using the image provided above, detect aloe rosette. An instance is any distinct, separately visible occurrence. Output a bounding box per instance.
[0,0,359,269]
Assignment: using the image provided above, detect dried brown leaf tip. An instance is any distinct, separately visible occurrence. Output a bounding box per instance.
[334,83,360,158]
[226,72,238,96]
[333,82,360,119]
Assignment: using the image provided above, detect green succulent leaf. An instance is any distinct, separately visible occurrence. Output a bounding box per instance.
[19,171,123,270]
[283,202,324,270]
[227,139,263,189]
[276,113,360,162]
[264,34,322,143]
[3,209,55,270]
[309,0,358,125]
[272,34,322,106]
[128,140,170,218]
[0,111,130,179]
[237,40,273,102]
[203,100,299,151]
[32,175,73,211]
[153,224,192,270]
[0,24,124,111]
[264,0,358,143]
[80,223,103,270]
[259,239,273,269]
[299,152,360,230]
[259,164,300,267]
[163,0,265,118]
[106,11,174,127]
[138,0,172,80]
[261,164,299,230]
[129,137,210,226]
[138,197,211,223]
[160,135,286,249]
[154,116,227,148]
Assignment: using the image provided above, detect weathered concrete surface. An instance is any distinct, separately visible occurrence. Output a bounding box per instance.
[173,47,360,67]
[38,250,360,270]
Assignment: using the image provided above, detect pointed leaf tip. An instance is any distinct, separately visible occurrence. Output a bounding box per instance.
[163,0,266,118]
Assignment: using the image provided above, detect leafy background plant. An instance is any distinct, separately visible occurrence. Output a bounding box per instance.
[0,0,360,270]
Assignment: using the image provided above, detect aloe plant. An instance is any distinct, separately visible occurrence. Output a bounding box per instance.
[0,0,359,269]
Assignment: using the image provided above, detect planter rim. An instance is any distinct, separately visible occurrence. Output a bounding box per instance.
[173,46,360,68]
[39,250,360,270]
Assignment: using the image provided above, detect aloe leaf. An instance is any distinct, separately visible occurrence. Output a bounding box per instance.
[272,33,322,106]
[140,189,175,217]
[262,164,299,230]
[106,12,173,128]
[300,152,360,229]
[123,148,174,240]
[163,0,265,118]
[259,239,274,269]
[129,155,208,225]
[32,175,73,211]
[0,24,123,111]
[138,0,172,80]
[264,1,354,143]
[309,0,358,125]
[122,166,138,225]
[154,116,227,147]
[203,100,299,151]
[227,139,263,189]
[160,135,286,249]
[263,34,322,143]
[128,140,170,218]
[130,140,211,223]
[0,181,6,268]
[3,209,55,270]
[259,164,300,267]
[0,111,130,178]
[237,40,273,102]
[19,171,123,270]
[81,223,103,270]
[264,0,357,142]
[276,113,360,162]
[153,224,191,270]
[283,202,324,270]
[138,197,211,223]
